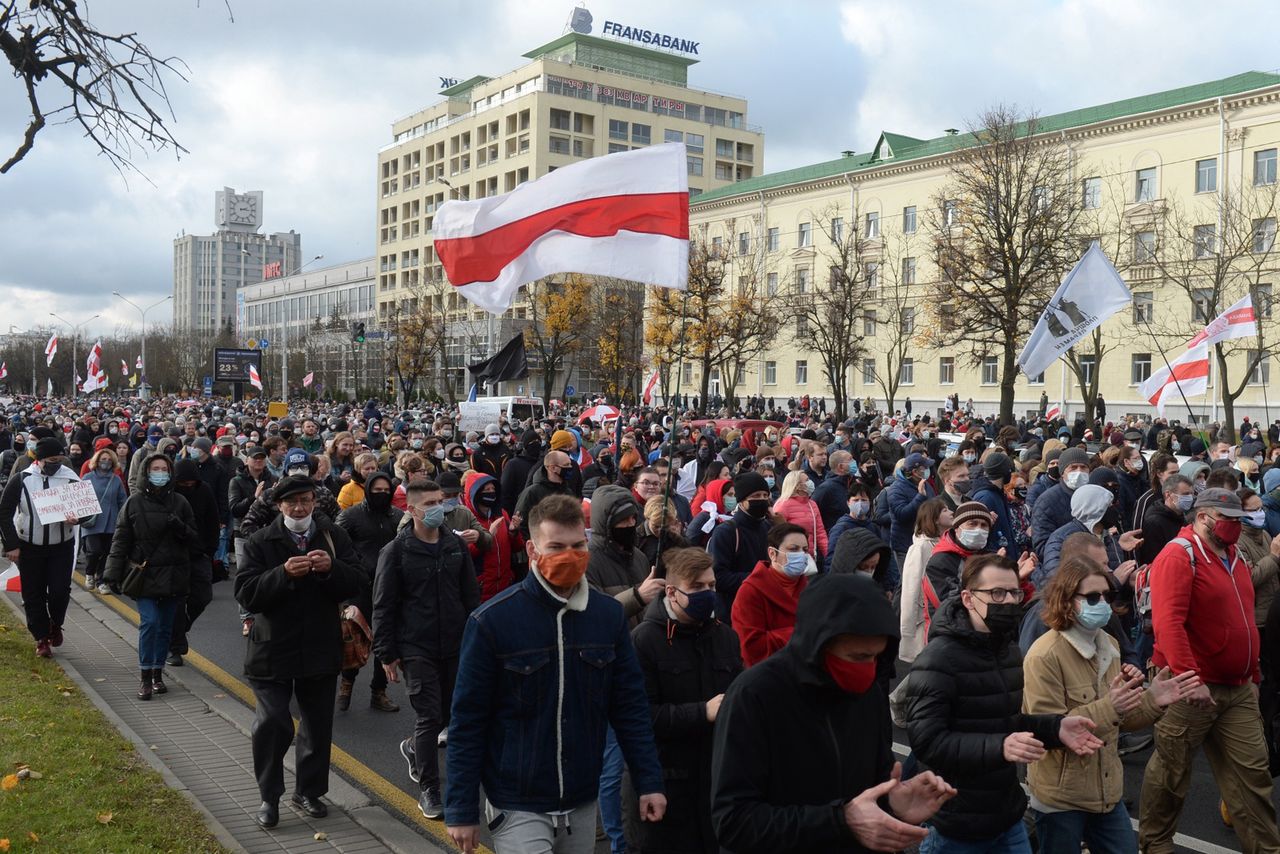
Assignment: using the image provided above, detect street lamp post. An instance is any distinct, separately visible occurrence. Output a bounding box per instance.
[280,254,323,398]
[111,293,172,400]
[49,313,99,398]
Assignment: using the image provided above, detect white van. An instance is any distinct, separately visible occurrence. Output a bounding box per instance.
[481,396,547,425]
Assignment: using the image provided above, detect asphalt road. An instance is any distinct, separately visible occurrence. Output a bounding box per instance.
[179,574,1259,854]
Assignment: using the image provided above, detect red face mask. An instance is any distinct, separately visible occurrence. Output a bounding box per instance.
[823,651,877,694]
[1212,518,1242,546]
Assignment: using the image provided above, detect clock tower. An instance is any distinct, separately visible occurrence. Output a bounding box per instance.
[215,187,263,232]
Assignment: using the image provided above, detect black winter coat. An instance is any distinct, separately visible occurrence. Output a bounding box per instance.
[904,596,1063,842]
[234,515,364,679]
[193,455,230,523]
[500,443,540,517]
[629,595,742,854]
[372,526,480,662]
[103,483,198,599]
[229,470,275,527]
[336,499,404,613]
[174,479,219,558]
[710,574,898,854]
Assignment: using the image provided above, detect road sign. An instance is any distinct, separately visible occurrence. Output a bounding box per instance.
[246,338,258,350]
[564,385,576,397]
[258,338,269,350]
[202,376,213,397]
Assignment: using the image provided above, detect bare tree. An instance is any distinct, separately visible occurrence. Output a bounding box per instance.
[590,278,647,403]
[525,275,591,403]
[1,0,188,175]
[927,107,1088,425]
[871,228,926,414]
[387,284,449,403]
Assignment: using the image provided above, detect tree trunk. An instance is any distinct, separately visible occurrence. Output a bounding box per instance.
[542,365,558,404]
[1219,349,1239,444]
[698,357,713,414]
[999,348,1018,426]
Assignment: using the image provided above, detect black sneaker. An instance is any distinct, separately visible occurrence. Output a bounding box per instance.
[165,652,184,667]
[418,786,443,820]
[400,737,419,784]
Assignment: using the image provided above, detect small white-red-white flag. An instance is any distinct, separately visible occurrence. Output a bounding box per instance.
[1188,294,1258,348]
[1141,343,1211,416]
[1045,402,1062,421]
[434,143,690,313]
[641,368,659,406]
[248,364,263,390]
[135,354,143,370]
[0,362,7,380]
[120,359,129,377]
[303,371,314,388]
[44,334,57,366]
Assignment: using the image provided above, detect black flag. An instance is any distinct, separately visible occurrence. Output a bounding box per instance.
[468,333,529,385]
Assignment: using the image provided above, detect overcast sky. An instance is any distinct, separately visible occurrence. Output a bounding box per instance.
[1,0,1278,337]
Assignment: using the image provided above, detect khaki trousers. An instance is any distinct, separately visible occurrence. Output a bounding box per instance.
[1139,683,1280,853]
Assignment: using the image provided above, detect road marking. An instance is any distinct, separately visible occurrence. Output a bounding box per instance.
[86,580,491,854]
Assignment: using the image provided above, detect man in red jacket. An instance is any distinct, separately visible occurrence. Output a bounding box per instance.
[732,522,813,667]
[1139,488,1280,853]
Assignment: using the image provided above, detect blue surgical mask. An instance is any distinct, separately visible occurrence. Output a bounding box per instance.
[962,453,976,463]
[722,496,737,513]
[1244,510,1267,529]
[781,550,809,577]
[957,528,988,550]
[1076,599,1112,630]
[148,471,170,487]
[764,475,775,489]
[849,499,869,518]
[1176,493,1195,513]
[676,588,717,622]
[421,505,446,528]
[442,497,460,512]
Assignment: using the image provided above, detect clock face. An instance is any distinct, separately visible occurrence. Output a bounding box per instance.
[229,194,257,224]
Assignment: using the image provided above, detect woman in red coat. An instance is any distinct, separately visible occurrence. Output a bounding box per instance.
[731,522,815,667]
[461,471,524,602]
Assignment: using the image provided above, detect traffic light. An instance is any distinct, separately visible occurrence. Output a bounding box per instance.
[352,322,366,344]
[385,377,394,397]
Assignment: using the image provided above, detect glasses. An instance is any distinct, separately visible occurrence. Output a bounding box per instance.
[636,479,661,489]
[1075,591,1116,606]
[970,587,1025,604]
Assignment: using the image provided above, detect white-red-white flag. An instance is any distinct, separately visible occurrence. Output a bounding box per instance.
[248,364,263,390]
[81,341,107,392]
[0,362,8,380]
[641,368,659,406]
[1045,401,1063,421]
[434,143,690,313]
[120,359,129,377]
[302,371,314,388]
[1140,343,1210,416]
[1188,294,1258,348]
[135,354,143,370]
[44,334,57,366]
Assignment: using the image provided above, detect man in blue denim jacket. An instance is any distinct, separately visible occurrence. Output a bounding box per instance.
[445,494,666,854]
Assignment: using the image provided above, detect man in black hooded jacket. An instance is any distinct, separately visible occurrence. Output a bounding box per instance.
[711,573,956,854]
[500,428,542,518]
[168,458,218,666]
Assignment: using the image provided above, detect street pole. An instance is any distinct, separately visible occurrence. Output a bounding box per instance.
[112,293,171,400]
[50,314,99,399]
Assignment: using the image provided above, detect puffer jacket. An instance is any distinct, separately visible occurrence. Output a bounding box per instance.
[586,485,650,622]
[771,494,828,569]
[1031,481,1076,557]
[372,526,480,662]
[82,466,127,536]
[335,473,404,615]
[1023,628,1161,813]
[904,596,1064,842]
[103,468,199,600]
[899,533,939,662]
[886,471,934,554]
[499,429,542,517]
[1237,523,1280,626]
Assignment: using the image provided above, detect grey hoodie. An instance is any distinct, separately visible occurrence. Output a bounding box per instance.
[1069,484,1113,533]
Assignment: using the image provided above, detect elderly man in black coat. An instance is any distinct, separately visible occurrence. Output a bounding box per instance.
[234,475,364,830]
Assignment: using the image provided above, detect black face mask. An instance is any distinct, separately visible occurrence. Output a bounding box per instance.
[366,492,392,513]
[476,493,498,511]
[980,602,1023,639]
[745,498,770,519]
[611,525,637,550]
[525,441,543,457]
[1046,466,1060,482]
[697,447,714,463]
[40,460,61,476]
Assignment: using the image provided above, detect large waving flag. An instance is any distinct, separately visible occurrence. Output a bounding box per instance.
[120,359,129,377]
[44,334,57,367]
[248,363,263,390]
[1019,242,1132,379]
[642,368,660,405]
[81,341,107,393]
[434,143,690,313]
[302,371,314,388]
[1141,343,1210,416]
[1188,294,1258,347]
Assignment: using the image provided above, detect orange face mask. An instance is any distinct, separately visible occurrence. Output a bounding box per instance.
[536,548,589,589]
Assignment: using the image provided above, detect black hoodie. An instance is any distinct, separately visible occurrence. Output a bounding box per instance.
[826,529,898,690]
[711,573,899,854]
[500,428,542,517]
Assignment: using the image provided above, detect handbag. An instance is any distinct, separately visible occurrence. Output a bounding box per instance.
[340,604,372,670]
[120,559,148,598]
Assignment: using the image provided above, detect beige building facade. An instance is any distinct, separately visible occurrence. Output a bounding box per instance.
[375,30,763,398]
[687,71,1280,423]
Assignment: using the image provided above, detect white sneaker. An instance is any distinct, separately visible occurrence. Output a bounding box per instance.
[437,730,448,747]
[96,583,111,595]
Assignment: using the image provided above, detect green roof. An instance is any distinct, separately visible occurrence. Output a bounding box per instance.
[694,70,1280,205]
[439,75,493,98]
[524,32,698,67]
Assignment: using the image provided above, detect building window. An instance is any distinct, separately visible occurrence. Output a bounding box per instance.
[899,358,914,385]
[943,199,958,227]
[572,138,593,157]
[865,262,879,287]
[549,108,571,131]
[903,205,917,233]
[902,257,916,285]
[1192,288,1213,322]
[863,311,877,337]
[738,232,750,256]
[687,156,703,176]
[900,306,915,335]
[865,212,880,239]
[1130,353,1152,385]
[862,358,876,385]
[1258,284,1273,319]
[766,227,779,251]
[831,217,844,245]
[766,272,778,295]
[795,315,808,336]
[1077,354,1096,387]
[1082,176,1101,210]
[1132,291,1154,325]
[716,138,734,158]
[664,129,683,144]
[608,119,628,140]
[1256,149,1278,186]
[610,143,629,154]
[1195,158,1217,194]
[1193,224,1216,259]
[981,356,998,385]
[710,236,723,257]
[631,124,651,145]
[1254,218,1276,254]
[686,133,704,154]
[764,360,776,385]
[1249,349,1270,385]
[1134,230,1156,263]
[1135,166,1157,203]
[939,356,955,385]
[798,222,811,247]
[795,360,808,385]
[548,135,570,155]
[714,162,733,181]
[795,267,810,293]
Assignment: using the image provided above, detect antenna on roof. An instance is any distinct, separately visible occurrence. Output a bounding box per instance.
[944,128,959,136]
[841,150,855,158]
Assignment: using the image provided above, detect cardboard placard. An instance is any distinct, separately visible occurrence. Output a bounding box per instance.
[457,401,502,434]
[30,480,102,525]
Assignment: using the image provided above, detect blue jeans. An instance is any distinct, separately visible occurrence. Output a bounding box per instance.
[215,524,229,564]
[920,820,1031,854]
[599,727,625,854]
[137,597,179,669]
[1033,804,1136,854]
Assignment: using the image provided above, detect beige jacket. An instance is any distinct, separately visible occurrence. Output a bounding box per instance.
[1023,627,1162,813]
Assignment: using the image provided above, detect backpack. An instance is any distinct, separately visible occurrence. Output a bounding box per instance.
[1134,536,1196,636]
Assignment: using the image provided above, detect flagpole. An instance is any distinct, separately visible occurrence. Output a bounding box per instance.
[1140,317,1205,434]
[653,287,691,577]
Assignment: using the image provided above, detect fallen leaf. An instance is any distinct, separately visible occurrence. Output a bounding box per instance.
[0,775,17,791]
[96,812,113,825]
[0,838,10,851]
[26,832,37,842]
[313,832,328,841]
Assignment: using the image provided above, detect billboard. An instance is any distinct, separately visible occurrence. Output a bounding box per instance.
[214,348,261,383]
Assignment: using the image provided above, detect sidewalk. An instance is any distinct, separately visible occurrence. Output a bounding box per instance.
[3,576,442,854]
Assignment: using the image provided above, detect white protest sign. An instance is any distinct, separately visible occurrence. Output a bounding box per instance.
[457,401,502,434]
[30,480,102,525]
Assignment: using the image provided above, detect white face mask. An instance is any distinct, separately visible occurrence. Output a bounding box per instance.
[957,527,989,549]
[283,514,312,534]
[1064,470,1088,490]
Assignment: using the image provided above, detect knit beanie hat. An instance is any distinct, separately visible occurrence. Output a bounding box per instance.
[550,430,575,452]
[733,472,770,502]
[951,501,992,531]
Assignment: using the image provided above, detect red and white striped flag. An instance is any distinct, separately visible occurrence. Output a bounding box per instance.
[248,363,263,390]
[1045,401,1062,421]
[641,368,659,405]
[82,341,107,392]
[302,371,314,388]
[44,334,57,366]
[434,143,689,313]
[1140,343,1210,416]
[1188,294,1257,348]
[120,359,129,377]
[135,354,143,370]
[0,362,8,380]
